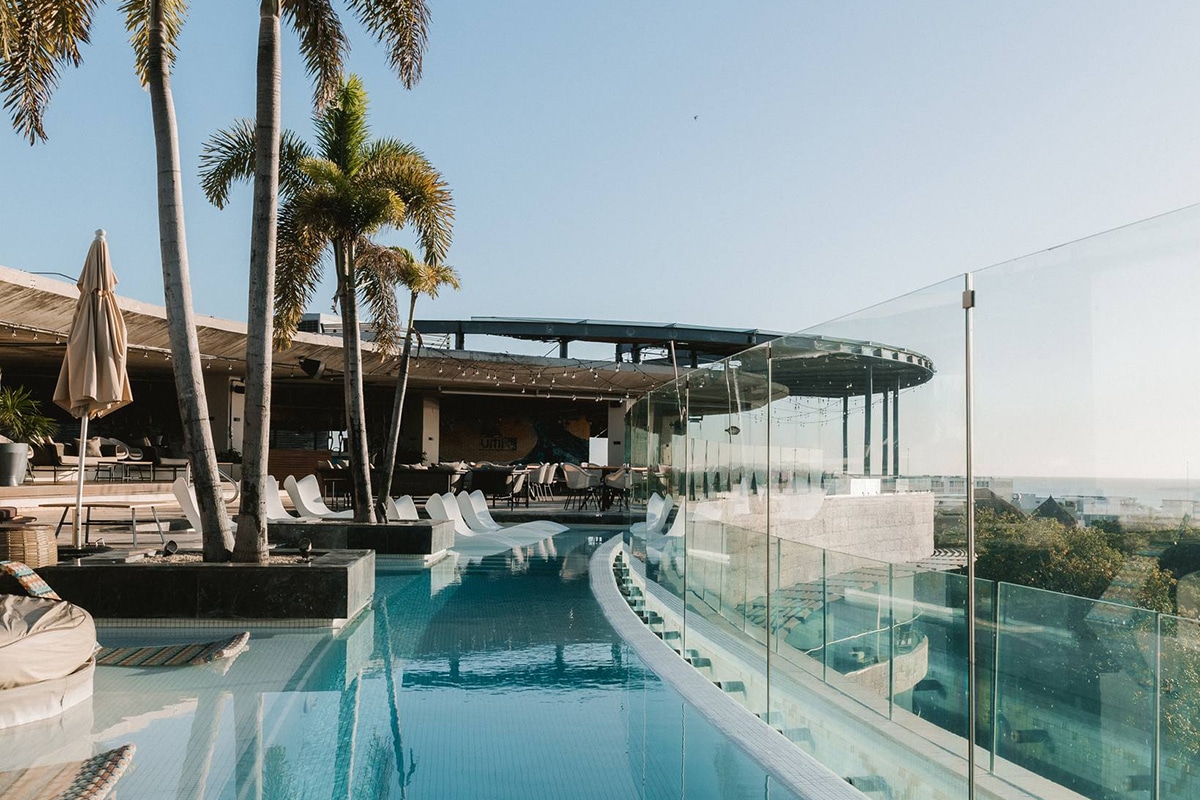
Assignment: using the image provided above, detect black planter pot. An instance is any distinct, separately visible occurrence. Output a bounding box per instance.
[0,442,28,487]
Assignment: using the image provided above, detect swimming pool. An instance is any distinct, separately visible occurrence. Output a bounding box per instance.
[1,529,802,799]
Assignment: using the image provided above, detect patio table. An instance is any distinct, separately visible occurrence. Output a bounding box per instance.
[40,501,168,548]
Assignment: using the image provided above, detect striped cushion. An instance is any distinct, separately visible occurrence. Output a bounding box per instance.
[0,560,62,601]
[0,744,135,800]
[95,632,250,667]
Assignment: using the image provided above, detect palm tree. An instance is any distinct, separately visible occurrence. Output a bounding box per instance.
[1,0,235,560]
[230,0,428,561]
[201,74,453,523]
[373,253,459,516]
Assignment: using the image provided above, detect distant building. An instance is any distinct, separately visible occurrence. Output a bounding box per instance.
[1033,496,1079,528]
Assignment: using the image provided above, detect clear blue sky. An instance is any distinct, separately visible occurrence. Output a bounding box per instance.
[2,2,1199,338]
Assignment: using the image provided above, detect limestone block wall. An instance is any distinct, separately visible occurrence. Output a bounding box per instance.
[772,492,935,564]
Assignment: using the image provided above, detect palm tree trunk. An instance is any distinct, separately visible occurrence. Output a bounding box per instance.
[334,238,376,522]
[233,0,282,564]
[376,291,419,516]
[146,0,233,560]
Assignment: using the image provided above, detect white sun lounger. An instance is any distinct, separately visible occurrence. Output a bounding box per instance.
[384,495,419,522]
[265,476,297,522]
[426,493,530,564]
[172,477,238,534]
[630,493,672,534]
[646,499,686,566]
[284,475,354,520]
[458,491,568,535]
[425,492,477,537]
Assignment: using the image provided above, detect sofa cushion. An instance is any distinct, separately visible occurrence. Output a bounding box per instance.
[0,595,96,690]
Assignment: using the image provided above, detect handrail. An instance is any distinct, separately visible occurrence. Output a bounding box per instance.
[216,467,240,505]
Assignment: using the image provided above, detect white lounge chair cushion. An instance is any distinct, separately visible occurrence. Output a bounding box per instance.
[0,596,96,691]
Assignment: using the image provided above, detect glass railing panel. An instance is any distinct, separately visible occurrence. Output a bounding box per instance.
[972,207,1200,796]
[681,344,773,722]
[771,274,967,509]
[625,394,649,505]
[816,548,893,718]
[766,538,827,682]
[638,377,687,612]
[1159,613,1200,800]
[994,582,1156,798]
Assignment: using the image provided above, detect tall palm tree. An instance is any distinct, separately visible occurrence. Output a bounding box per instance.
[231,0,428,562]
[201,75,453,523]
[373,252,459,516]
[1,0,234,560]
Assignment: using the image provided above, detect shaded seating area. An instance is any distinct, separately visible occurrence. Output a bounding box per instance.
[138,439,189,481]
[561,462,601,510]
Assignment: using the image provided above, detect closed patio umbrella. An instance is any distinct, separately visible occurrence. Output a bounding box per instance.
[53,230,132,548]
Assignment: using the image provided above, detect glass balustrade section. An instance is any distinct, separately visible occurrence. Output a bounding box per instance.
[621,204,1200,800]
[1158,613,1200,800]
[972,203,1200,800]
[682,345,772,721]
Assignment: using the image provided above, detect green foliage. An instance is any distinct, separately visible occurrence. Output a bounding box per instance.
[0,383,57,442]
[976,510,1121,599]
[975,509,1175,612]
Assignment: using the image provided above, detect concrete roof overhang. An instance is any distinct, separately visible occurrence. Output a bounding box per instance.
[414,316,783,360]
[0,266,675,399]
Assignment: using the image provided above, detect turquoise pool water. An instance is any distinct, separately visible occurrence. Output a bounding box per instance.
[3,530,801,799]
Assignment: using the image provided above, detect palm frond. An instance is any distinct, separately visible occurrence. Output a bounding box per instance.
[410,260,460,299]
[1,0,99,143]
[281,0,348,108]
[361,138,454,264]
[122,0,187,87]
[279,128,313,198]
[356,238,415,285]
[348,0,428,89]
[314,73,369,174]
[199,122,311,208]
[198,118,256,208]
[274,200,329,348]
[297,155,345,190]
[354,237,404,356]
[287,181,346,242]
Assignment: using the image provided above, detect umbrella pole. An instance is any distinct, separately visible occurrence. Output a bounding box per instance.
[73,415,89,548]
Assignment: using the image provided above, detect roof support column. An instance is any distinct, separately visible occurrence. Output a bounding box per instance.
[892,381,900,476]
[842,395,849,475]
[882,382,890,476]
[559,338,569,359]
[863,365,873,476]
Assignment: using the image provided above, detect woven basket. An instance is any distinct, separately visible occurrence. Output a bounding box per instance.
[0,524,57,567]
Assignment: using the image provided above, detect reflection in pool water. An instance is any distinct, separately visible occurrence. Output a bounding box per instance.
[2,529,799,799]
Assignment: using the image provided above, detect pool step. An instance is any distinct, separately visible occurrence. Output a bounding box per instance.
[656,629,681,642]
[783,727,816,751]
[641,610,663,625]
[756,710,785,728]
[687,655,712,670]
[844,776,890,798]
[715,680,745,695]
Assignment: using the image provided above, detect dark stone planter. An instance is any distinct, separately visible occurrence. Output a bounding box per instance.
[269,519,454,561]
[40,549,374,626]
[0,443,28,487]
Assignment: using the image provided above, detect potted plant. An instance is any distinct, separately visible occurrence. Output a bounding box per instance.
[0,378,58,486]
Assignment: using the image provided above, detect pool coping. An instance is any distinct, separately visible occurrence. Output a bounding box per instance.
[589,535,865,800]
